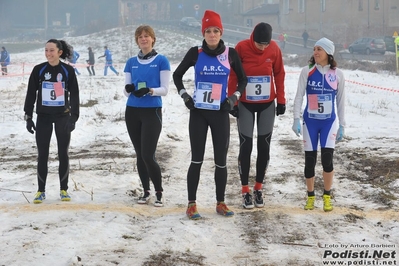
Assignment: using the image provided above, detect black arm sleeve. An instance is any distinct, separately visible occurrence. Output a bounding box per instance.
[23,65,41,117]
[172,47,198,94]
[64,63,80,121]
[228,48,247,94]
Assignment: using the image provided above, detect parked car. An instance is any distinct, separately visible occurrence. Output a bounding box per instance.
[377,36,396,52]
[348,37,386,55]
[179,17,201,28]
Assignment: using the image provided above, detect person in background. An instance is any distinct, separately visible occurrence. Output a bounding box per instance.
[123,25,171,207]
[228,22,286,209]
[23,39,80,204]
[0,46,10,75]
[98,46,119,76]
[292,37,345,212]
[86,47,95,76]
[173,10,247,220]
[278,33,286,49]
[68,47,81,75]
[302,30,309,48]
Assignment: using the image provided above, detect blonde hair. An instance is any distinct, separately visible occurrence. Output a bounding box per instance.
[135,25,156,47]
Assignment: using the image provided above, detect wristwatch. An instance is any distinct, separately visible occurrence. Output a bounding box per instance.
[233,91,241,100]
[24,114,32,121]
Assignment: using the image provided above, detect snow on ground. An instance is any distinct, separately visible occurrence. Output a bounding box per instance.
[0,25,398,266]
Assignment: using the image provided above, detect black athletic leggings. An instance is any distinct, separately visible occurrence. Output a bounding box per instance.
[237,101,275,186]
[125,106,163,192]
[187,109,230,202]
[87,65,95,75]
[36,114,70,192]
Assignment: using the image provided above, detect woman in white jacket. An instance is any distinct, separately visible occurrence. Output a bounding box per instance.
[292,37,346,212]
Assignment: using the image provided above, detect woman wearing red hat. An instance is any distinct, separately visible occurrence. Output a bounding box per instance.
[173,10,247,220]
[228,22,286,209]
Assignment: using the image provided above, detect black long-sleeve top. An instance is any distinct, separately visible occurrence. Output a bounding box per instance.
[88,50,95,65]
[24,61,80,120]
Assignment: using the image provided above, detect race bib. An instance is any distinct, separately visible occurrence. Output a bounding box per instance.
[245,76,271,101]
[194,82,222,110]
[41,81,65,106]
[307,94,332,119]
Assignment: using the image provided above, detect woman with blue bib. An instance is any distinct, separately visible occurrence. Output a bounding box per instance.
[173,10,247,220]
[292,37,346,212]
[124,25,171,207]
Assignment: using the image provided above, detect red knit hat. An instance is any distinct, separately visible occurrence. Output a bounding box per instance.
[201,10,223,35]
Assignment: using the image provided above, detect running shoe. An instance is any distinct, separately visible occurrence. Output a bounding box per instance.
[154,192,163,207]
[138,191,150,204]
[253,190,264,208]
[323,195,333,212]
[216,202,234,217]
[304,196,315,210]
[60,190,71,201]
[242,192,254,209]
[186,203,201,220]
[33,192,46,204]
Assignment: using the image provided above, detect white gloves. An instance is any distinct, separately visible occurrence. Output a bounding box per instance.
[292,118,301,137]
[336,125,344,141]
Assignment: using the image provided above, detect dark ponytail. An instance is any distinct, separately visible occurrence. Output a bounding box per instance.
[46,39,73,60]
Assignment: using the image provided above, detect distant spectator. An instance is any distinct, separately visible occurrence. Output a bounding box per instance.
[86,47,95,76]
[1,46,10,75]
[278,33,286,49]
[98,46,119,76]
[68,47,81,75]
[302,30,309,48]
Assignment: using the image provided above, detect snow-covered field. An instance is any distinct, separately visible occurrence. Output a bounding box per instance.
[1,25,398,265]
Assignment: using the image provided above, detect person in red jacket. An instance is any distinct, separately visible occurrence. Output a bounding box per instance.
[228,22,286,209]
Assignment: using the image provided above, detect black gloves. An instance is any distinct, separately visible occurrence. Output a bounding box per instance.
[125,84,135,93]
[229,105,239,118]
[221,94,238,111]
[26,119,36,134]
[276,103,286,116]
[181,92,195,110]
[133,88,150,97]
[65,115,78,133]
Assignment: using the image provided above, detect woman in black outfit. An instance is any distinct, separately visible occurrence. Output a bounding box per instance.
[24,39,80,204]
[86,47,95,76]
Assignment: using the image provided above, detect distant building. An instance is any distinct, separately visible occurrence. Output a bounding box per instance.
[277,0,399,49]
[119,0,170,25]
[1,0,397,48]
